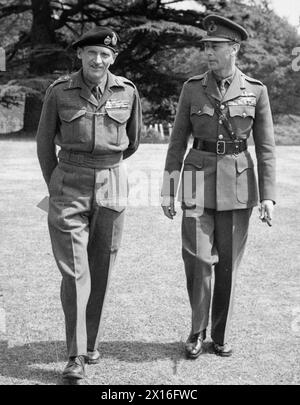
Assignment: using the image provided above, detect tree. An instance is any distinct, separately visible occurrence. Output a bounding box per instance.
[0,0,227,123]
[0,0,218,74]
[165,0,300,116]
[0,0,299,124]
[215,0,300,115]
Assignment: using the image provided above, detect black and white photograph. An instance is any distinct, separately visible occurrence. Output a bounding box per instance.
[0,0,299,388]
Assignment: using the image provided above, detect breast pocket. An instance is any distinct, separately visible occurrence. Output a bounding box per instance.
[190,104,214,118]
[229,105,255,135]
[190,104,214,133]
[59,109,92,146]
[105,108,131,145]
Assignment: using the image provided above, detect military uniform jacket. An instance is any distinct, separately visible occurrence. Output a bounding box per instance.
[162,68,276,210]
[37,69,142,185]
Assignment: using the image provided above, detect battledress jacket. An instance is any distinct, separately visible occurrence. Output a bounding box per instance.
[37,69,142,186]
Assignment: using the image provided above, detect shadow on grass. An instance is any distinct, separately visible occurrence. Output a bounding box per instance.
[0,339,214,385]
[98,340,214,362]
[98,340,214,378]
[0,339,65,385]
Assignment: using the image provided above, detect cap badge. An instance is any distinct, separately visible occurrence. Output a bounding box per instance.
[208,20,217,33]
[104,35,111,45]
[111,32,117,46]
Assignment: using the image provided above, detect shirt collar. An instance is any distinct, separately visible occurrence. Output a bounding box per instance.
[213,68,236,86]
[67,69,125,91]
[81,70,107,94]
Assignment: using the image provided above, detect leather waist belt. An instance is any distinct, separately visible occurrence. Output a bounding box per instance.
[193,138,247,155]
[58,149,123,169]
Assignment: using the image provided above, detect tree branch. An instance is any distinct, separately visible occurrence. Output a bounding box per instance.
[0,4,31,20]
[6,33,31,63]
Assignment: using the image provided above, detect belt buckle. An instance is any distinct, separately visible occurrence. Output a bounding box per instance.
[216,140,226,155]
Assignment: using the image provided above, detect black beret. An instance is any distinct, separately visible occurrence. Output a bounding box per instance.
[72,27,119,52]
[201,15,249,43]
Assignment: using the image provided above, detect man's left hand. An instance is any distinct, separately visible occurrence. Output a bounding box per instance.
[259,199,274,227]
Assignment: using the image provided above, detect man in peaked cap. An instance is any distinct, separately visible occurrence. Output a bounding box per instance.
[161,15,276,358]
[37,27,142,382]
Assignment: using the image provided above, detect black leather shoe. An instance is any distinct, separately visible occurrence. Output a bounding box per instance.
[185,329,206,359]
[87,349,100,364]
[63,356,86,380]
[213,342,233,357]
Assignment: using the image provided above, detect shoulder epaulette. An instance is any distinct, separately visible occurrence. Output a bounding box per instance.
[49,75,71,89]
[118,76,136,89]
[186,72,208,84]
[243,74,263,86]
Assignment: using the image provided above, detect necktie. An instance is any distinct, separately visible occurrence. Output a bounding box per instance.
[92,86,102,103]
[219,79,227,98]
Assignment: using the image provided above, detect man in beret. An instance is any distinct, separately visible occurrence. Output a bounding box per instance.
[161,15,276,358]
[37,27,142,382]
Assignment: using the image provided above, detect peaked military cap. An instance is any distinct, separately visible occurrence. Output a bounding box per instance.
[201,15,249,43]
[72,27,119,52]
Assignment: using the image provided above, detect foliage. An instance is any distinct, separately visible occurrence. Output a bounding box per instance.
[0,83,24,107]
[220,0,300,115]
[0,81,41,107]
[0,0,299,122]
[0,0,224,123]
[273,114,300,145]
[140,127,168,143]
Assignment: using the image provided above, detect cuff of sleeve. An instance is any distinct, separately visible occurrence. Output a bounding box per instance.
[260,199,276,205]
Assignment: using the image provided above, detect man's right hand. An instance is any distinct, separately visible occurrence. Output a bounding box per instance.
[161,196,177,220]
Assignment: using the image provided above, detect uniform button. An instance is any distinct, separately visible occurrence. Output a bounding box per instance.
[219,120,223,125]
[218,134,224,140]
[242,112,247,118]
[220,105,225,110]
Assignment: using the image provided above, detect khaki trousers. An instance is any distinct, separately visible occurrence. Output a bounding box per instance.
[48,156,126,357]
[182,208,252,345]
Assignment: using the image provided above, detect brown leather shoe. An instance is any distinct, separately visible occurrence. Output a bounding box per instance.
[63,355,86,380]
[87,349,100,364]
[185,329,206,359]
[213,342,233,357]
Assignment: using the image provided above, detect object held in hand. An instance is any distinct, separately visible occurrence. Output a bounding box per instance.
[167,205,176,217]
[262,217,272,227]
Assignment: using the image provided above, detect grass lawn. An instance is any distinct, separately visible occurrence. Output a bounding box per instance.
[0,140,299,385]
